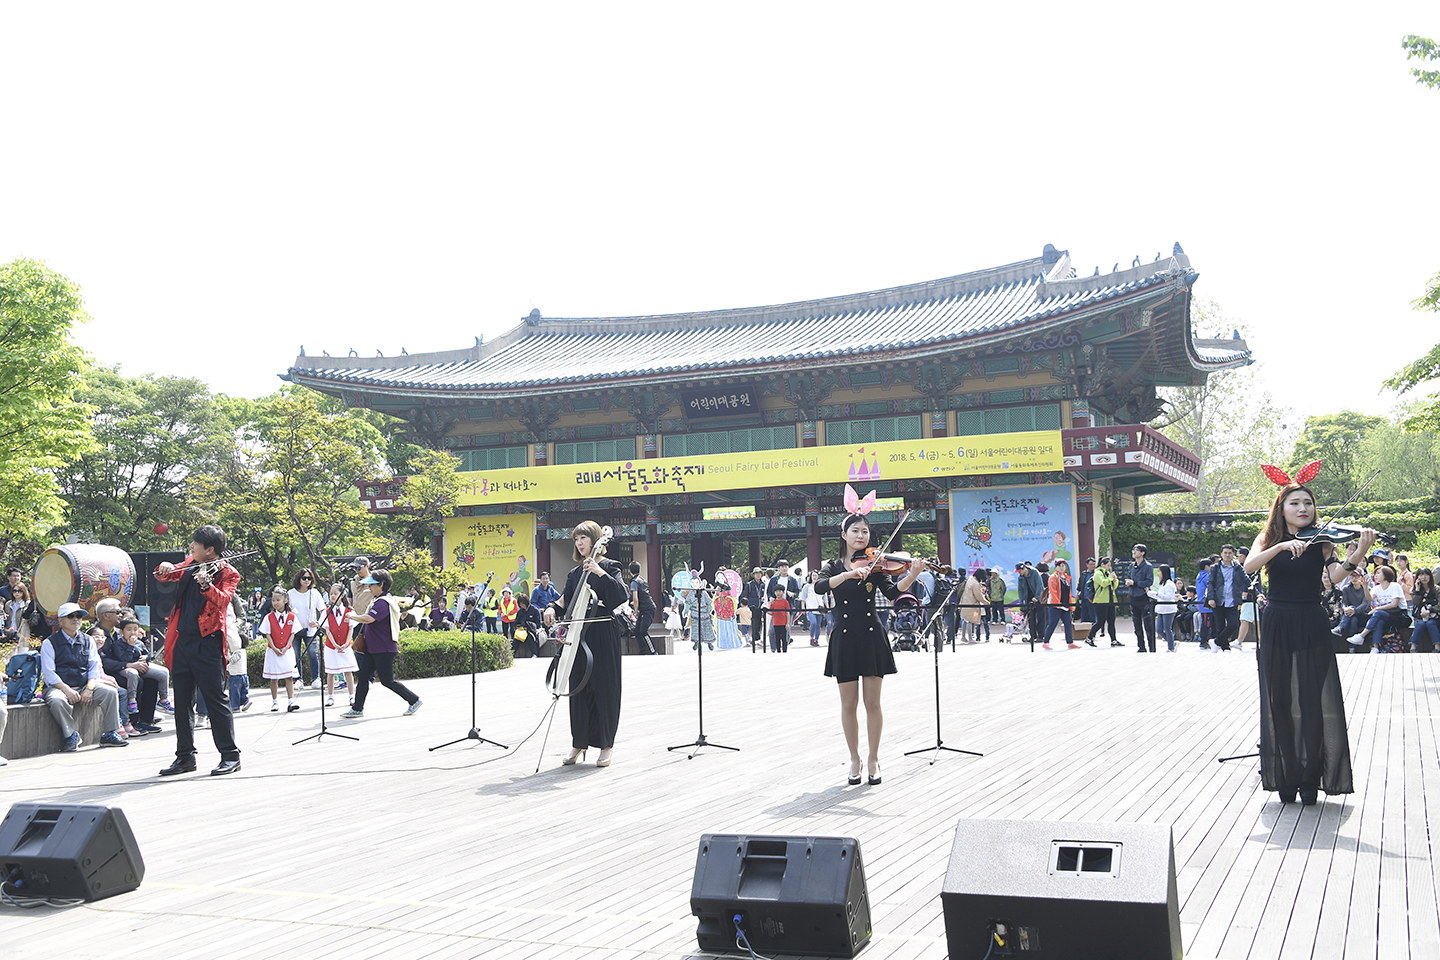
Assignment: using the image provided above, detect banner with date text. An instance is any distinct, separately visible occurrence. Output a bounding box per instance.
[456,431,1063,506]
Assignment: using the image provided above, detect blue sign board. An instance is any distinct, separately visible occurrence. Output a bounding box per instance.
[949,484,1077,602]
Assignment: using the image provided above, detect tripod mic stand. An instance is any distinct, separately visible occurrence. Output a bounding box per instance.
[668,585,738,760]
[431,618,509,752]
[905,579,983,765]
[1219,571,1264,764]
[295,618,358,746]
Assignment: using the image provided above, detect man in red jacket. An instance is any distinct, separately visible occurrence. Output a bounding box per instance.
[155,525,242,776]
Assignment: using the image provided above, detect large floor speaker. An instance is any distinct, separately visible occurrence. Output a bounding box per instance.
[691,834,871,957]
[941,819,1181,959]
[0,804,144,902]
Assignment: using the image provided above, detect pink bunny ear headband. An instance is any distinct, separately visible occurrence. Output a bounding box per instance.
[842,484,876,530]
[1260,460,1322,488]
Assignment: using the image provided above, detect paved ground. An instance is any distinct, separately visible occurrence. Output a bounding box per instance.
[0,637,1435,959]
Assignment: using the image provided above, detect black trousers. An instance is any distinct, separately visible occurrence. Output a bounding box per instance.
[633,610,656,654]
[171,633,239,761]
[353,651,418,710]
[1131,597,1157,651]
[1211,606,1240,650]
[1026,602,1045,641]
[1093,602,1117,641]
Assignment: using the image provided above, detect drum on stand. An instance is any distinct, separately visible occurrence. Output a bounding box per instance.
[31,545,137,621]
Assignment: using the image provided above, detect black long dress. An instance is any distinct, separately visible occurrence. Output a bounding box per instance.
[551,558,627,750]
[814,557,899,683]
[1257,547,1354,796]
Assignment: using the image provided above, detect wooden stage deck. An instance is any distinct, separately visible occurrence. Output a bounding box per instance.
[2,639,1436,959]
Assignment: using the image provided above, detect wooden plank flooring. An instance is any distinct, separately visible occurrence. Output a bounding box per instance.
[1,639,1436,959]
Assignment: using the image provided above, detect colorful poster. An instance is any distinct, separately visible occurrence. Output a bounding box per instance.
[455,430,1063,506]
[444,514,535,599]
[949,484,1077,603]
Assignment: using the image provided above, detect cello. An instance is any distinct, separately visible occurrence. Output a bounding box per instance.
[544,525,614,698]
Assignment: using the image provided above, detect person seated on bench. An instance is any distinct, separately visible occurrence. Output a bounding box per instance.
[98,608,167,736]
[40,602,127,751]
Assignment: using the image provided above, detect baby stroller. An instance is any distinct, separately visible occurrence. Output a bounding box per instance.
[889,594,928,652]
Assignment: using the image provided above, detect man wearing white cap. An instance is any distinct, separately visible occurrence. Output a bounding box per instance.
[41,602,127,751]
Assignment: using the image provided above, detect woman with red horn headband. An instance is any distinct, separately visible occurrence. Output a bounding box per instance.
[1245,460,1374,806]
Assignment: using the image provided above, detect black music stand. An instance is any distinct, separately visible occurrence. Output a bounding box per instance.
[905,578,983,765]
[431,616,508,752]
[668,585,739,760]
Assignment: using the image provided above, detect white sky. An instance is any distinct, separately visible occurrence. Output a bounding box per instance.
[4,3,1438,419]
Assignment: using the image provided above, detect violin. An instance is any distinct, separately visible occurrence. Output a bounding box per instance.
[1293,523,1396,547]
[853,548,955,577]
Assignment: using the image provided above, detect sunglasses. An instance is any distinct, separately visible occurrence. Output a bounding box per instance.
[301,577,313,582]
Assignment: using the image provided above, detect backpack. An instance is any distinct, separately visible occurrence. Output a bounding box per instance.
[5,651,41,705]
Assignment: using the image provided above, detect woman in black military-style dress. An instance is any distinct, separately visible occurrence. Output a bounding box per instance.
[813,508,925,787]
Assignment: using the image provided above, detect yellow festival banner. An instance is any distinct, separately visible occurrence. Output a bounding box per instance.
[444,514,536,595]
[455,430,1062,507]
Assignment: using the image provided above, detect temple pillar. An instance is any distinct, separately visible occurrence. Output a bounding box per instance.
[806,499,821,571]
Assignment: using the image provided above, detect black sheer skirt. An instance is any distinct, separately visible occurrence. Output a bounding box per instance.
[1257,599,1353,795]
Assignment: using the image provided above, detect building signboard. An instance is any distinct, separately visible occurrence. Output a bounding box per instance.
[680,385,759,419]
[454,431,1064,506]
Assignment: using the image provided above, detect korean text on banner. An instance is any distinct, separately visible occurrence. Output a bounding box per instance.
[444,514,536,600]
[455,430,1063,506]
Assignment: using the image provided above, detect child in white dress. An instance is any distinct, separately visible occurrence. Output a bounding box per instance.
[259,587,300,713]
[322,584,358,707]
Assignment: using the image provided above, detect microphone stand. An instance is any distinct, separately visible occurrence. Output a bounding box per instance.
[432,572,508,753]
[1219,569,1264,764]
[905,577,984,765]
[668,584,739,760]
[294,605,358,746]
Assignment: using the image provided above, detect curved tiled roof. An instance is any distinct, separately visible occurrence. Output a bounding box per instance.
[288,246,1241,397]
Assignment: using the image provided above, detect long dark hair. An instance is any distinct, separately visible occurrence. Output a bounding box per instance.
[1413,568,1436,604]
[1260,483,1317,572]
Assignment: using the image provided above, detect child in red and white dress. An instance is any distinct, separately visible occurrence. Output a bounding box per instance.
[322,584,358,707]
[259,588,300,713]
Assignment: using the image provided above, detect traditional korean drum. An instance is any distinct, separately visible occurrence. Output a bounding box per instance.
[31,544,136,620]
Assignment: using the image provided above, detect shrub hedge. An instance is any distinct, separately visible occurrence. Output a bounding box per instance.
[1116,495,1440,582]
[246,628,513,686]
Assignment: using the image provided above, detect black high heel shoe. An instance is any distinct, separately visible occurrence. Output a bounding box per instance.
[867,762,881,786]
[847,760,862,786]
[1279,791,1296,804]
[1300,788,1318,806]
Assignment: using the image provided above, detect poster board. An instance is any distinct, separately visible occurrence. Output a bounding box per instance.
[949,483,1078,603]
[444,514,536,602]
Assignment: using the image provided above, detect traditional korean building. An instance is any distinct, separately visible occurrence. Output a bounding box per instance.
[286,243,1249,603]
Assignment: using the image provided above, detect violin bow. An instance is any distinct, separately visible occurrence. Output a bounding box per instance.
[1309,468,1381,540]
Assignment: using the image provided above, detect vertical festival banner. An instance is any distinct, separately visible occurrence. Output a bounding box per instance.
[949,484,1077,603]
[444,514,536,600]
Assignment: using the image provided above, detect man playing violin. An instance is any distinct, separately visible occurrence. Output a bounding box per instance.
[154,524,242,777]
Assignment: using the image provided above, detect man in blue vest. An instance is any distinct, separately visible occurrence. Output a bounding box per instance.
[41,602,127,751]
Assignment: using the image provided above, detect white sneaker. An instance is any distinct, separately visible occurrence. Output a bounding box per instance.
[325,695,335,707]
[1346,634,1366,646]
[270,700,279,712]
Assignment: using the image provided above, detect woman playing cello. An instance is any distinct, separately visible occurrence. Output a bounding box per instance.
[548,521,627,768]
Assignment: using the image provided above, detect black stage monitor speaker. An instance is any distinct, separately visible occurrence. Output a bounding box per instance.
[941,819,1181,959]
[691,833,871,958]
[0,804,144,902]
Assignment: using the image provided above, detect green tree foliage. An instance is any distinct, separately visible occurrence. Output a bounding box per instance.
[1388,38,1440,431]
[1291,411,1387,504]
[190,388,386,585]
[1403,34,1440,90]
[0,259,97,556]
[1145,303,1293,512]
[1382,272,1440,431]
[1353,406,1440,499]
[56,367,239,549]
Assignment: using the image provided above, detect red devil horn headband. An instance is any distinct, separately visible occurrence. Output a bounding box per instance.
[1261,460,1322,488]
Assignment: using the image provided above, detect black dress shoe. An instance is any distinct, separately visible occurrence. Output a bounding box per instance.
[1279,791,1296,804]
[160,758,198,776]
[133,721,162,734]
[1300,788,1318,806]
[211,759,242,776]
